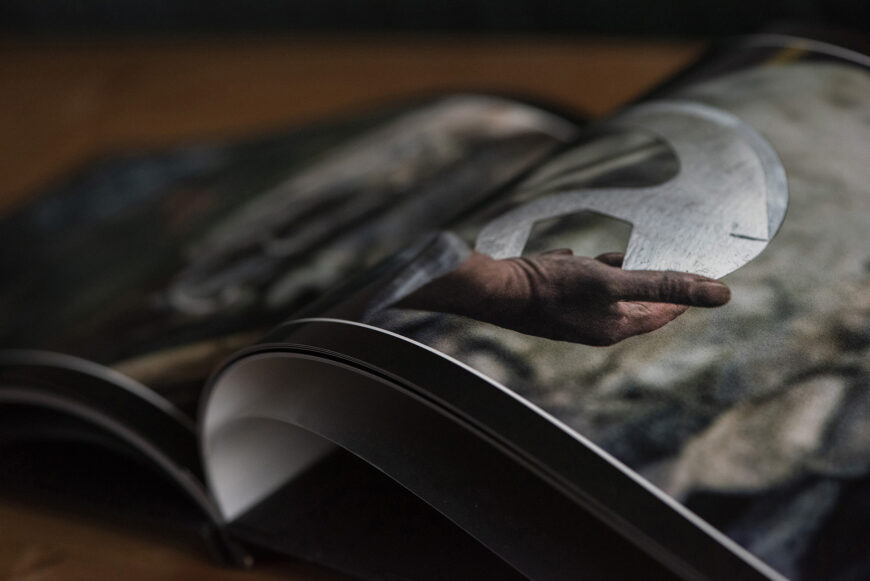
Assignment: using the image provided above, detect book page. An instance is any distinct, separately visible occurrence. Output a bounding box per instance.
[0,95,576,405]
[211,37,870,580]
[360,52,870,580]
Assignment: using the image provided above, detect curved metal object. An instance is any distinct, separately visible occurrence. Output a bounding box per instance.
[475,101,788,279]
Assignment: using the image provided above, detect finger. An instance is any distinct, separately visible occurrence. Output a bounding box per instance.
[595,252,624,267]
[619,302,688,336]
[541,248,574,256]
[610,270,730,307]
[587,303,686,346]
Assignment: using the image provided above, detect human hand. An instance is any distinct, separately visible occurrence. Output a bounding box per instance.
[398,249,730,346]
[490,249,730,345]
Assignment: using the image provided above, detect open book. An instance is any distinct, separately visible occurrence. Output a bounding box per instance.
[2,30,869,581]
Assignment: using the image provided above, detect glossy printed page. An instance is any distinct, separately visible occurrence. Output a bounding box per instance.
[350,48,870,579]
[0,95,576,396]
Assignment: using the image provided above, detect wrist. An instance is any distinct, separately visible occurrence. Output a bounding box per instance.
[395,252,512,317]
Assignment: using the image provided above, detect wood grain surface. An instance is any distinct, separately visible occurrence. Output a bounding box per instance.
[0,498,350,581]
[0,35,701,212]
[0,35,702,580]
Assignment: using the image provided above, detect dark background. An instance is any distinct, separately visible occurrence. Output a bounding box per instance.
[2,0,868,37]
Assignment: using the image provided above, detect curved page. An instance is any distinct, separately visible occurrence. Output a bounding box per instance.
[0,94,578,568]
[203,34,870,581]
[0,94,576,403]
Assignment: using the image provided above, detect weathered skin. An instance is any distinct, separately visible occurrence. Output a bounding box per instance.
[398,249,730,346]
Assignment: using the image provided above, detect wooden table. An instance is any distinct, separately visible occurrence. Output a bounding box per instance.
[0,35,702,580]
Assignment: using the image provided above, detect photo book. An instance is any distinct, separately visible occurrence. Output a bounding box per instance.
[1,29,869,581]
